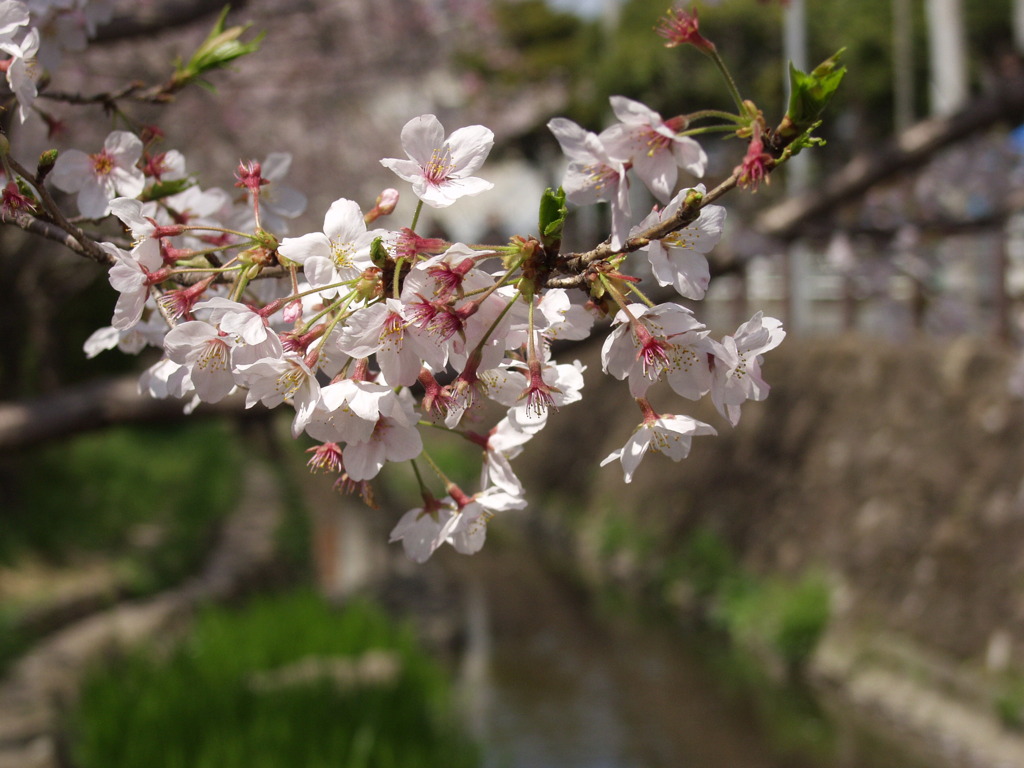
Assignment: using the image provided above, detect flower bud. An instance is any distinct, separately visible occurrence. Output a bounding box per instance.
[37,149,58,181]
[376,188,399,215]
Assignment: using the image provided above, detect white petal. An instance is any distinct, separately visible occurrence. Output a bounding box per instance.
[445,124,494,175]
[400,114,445,164]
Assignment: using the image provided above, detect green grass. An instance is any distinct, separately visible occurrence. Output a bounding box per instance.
[716,570,831,670]
[0,421,247,673]
[70,591,480,768]
[2,421,243,582]
[595,520,831,672]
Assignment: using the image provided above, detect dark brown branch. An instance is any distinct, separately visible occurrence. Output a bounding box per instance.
[6,211,108,262]
[6,156,114,266]
[92,0,251,44]
[755,69,1024,240]
[0,375,258,452]
[545,168,747,290]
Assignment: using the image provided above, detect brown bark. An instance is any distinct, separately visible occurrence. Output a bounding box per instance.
[0,376,260,452]
[755,66,1024,240]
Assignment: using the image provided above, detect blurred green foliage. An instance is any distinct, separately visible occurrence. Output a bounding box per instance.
[716,568,831,670]
[1,421,242,582]
[71,591,480,768]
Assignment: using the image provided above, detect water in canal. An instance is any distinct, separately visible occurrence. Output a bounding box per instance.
[443,539,937,768]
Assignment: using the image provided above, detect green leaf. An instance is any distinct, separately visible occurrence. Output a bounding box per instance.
[538,187,567,251]
[782,48,846,140]
[370,236,390,269]
[141,177,195,203]
[171,6,264,91]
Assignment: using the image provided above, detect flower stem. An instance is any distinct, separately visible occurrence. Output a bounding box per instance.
[701,47,745,114]
[627,281,658,309]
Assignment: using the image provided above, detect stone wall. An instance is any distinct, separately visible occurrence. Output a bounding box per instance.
[520,333,1024,669]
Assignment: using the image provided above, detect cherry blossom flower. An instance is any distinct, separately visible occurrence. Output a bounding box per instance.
[50,130,145,218]
[601,408,716,483]
[601,302,708,397]
[439,487,527,556]
[710,311,785,425]
[163,320,237,403]
[333,298,446,388]
[507,289,595,349]
[104,239,164,330]
[83,317,165,358]
[303,379,390,447]
[389,495,458,564]
[547,117,631,249]
[109,197,160,242]
[484,346,586,428]
[1,177,34,219]
[601,96,706,202]
[656,5,715,51]
[0,26,38,122]
[278,197,382,298]
[234,354,320,437]
[403,242,493,299]
[138,356,193,402]
[381,114,494,208]
[477,415,538,495]
[342,389,423,481]
[632,185,725,300]
[194,297,273,346]
[142,149,186,182]
[534,289,595,341]
[736,130,773,191]
[0,1,30,44]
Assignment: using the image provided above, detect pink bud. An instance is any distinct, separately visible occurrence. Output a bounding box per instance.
[365,188,401,223]
[282,299,303,324]
[377,188,399,215]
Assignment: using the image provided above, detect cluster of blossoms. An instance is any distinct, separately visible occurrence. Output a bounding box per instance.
[70,108,782,563]
[0,1,843,563]
[0,0,113,123]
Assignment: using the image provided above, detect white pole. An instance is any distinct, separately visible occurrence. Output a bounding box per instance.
[783,0,809,195]
[925,0,969,116]
[783,0,810,335]
[893,0,914,133]
[1014,0,1024,53]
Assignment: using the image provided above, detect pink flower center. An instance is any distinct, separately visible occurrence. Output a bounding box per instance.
[381,311,405,348]
[423,146,455,186]
[1,181,32,218]
[306,442,344,474]
[197,338,230,373]
[520,360,561,416]
[91,150,115,177]
[584,163,619,194]
[427,258,474,300]
[641,127,672,157]
[632,321,672,377]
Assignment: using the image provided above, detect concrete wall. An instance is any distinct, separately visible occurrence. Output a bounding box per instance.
[520,334,1024,668]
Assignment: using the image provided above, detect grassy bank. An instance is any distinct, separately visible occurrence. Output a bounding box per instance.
[70,590,480,768]
[585,504,831,673]
[0,420,247,671]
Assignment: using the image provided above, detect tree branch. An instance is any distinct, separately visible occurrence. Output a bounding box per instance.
[6,156,114,266]
[92,0,251,44]
[755,67,1024,240]
[0,376,260,451]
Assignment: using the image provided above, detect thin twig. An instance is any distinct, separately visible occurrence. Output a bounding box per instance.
[6,156,113,266]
